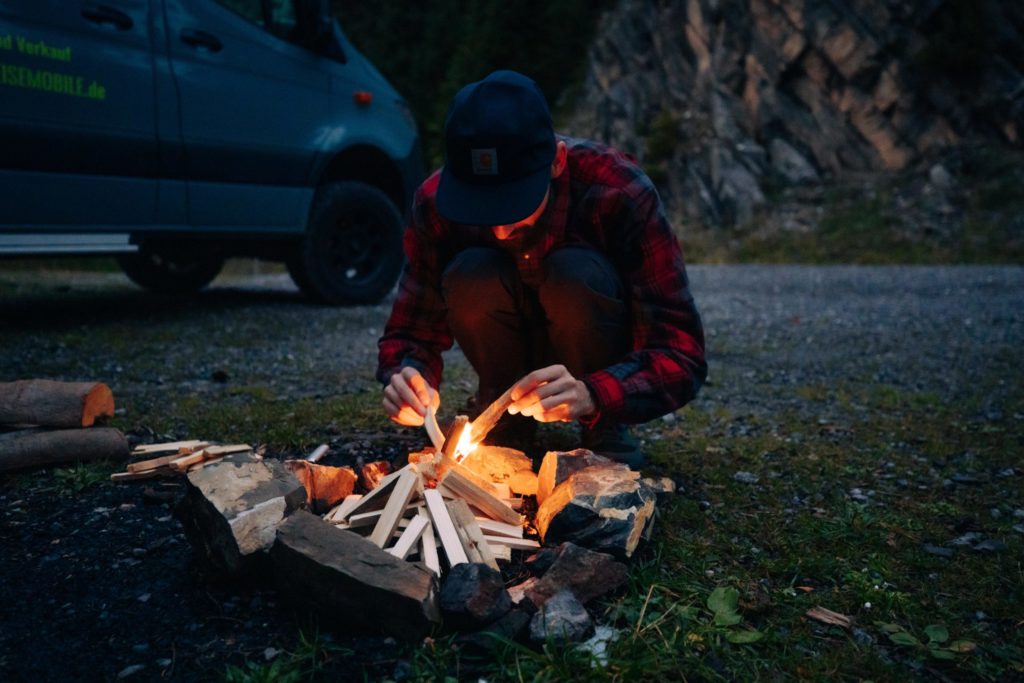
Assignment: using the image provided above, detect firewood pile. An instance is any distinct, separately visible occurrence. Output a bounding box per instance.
[0,379,128,472]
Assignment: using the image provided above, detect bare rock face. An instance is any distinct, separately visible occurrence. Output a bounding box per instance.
[535,463,655,558]
[528,590,595,645]
[284,460,357,514]
[270,510,441,641]
[440,562,512,629]
[565,0,1024,227]
[525,542,628,608]
[536,449,613,505]
[177,453,306,576]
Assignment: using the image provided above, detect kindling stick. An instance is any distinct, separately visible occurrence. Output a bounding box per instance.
[424,407,444,451]
[468,386,515,444]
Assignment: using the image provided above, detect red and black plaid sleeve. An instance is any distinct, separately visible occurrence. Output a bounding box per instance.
[376,172,452,389]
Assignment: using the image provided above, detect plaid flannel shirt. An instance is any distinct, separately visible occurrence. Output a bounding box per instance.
[377,136,706,425]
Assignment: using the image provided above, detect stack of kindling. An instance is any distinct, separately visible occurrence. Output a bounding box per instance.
[110,440,254,482]
[324,417,539,575]
[0,379,128,472]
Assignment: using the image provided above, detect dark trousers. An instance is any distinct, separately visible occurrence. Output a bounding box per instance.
[442,247,631,408]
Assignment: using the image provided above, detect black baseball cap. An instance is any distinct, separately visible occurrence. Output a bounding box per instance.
[436,70,556,226]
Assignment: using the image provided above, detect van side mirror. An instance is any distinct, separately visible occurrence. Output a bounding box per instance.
[293,0,332,52]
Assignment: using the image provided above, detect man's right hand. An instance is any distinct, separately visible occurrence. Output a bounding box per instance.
[383,367,439,427]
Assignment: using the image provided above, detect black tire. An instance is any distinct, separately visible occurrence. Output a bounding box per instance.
[117,242,224,294]
[288,181,404,305]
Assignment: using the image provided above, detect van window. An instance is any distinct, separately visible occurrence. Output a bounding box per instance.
[215,0,298,43]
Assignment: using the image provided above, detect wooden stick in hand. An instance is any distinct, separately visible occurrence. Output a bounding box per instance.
[468,386,516,444]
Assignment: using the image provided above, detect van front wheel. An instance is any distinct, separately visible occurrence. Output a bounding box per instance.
[289,181,404,305]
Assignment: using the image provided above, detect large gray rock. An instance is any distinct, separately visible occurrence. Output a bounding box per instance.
[535,464,655,558]
[528,590,595,645]
[177,453,306,576]
[440,562,512,629]
[525,542,627,608]
[270,510,441,641]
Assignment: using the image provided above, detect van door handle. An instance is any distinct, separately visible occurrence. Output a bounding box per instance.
[81,4,134,31]
[180,29,223,53]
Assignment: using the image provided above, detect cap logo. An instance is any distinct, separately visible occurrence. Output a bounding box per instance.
[471,148,498,176]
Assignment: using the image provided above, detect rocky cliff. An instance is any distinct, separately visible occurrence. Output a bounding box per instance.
[564,0,1024,228]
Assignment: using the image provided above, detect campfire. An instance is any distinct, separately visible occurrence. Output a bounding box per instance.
[322,392,541,575]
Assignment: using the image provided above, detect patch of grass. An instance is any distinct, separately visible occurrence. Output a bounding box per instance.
[388,377,1024,681]
[52,460,117,494]
[135,389,384,451]
[222,628,353,683]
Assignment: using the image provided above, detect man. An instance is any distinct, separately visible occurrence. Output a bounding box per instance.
[377,70,706,467]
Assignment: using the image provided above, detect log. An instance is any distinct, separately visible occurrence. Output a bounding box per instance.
[0,380,114,428]
[0,427,128,472]
[468,386,515,444]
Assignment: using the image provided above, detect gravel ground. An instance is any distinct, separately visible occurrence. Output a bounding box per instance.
[0,263,1021,681]
[3,264,1020,410]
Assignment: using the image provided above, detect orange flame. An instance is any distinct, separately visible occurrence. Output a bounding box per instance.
[453,427,478,462]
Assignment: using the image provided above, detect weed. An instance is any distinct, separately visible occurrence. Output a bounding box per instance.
[52,460,116,494]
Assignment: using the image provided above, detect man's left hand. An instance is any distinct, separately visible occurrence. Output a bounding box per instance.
[508,364,596,423]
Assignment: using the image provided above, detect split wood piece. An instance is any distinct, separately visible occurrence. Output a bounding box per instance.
[132,440,209,455]
[482,535,541,550]
[360,460,393,491]
[111,467,173,482]
[451,462,502,497]
[388,514,430,559]
[492,482,511,499]
[326,494,364,522]
[0,380,114,428]
[488,544,512,562]
[424,407,444,451]
[127,451,192,473]
[340,463,412,520]
[423,488,468,567]
[446,498,499,570]
[475,518,524,538]
[438,468,524,527]
[419,520,441,575]
[187,456,225,472]
[0,427,128,473]
[344,506,417,530]
[468,385,515,444]
[305,444,329,463]
[169,452,206,472]
[341,509,384,528]
[440,413,471,462]
[369,470,419,547]
[203,444,252,457]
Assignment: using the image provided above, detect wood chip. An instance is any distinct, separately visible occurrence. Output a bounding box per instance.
[805,606,853,628]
